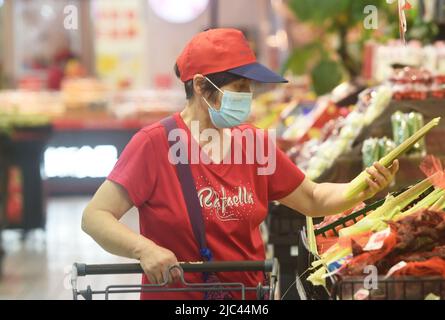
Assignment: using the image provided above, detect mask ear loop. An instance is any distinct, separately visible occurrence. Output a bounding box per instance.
[201,76,223,112]
[204,76,224,94]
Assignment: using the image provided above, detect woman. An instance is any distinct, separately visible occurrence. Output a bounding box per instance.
[82,29,398,300]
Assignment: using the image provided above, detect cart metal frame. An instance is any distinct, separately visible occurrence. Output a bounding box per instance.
[71,259,280,300]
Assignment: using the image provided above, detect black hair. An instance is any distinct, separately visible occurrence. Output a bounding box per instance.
[174,63,244,101]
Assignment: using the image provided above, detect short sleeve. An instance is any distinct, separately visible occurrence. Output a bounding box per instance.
[107,130,157,207]
[267,146,306,201]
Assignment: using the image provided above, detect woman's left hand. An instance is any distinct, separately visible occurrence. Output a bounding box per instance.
[360,160,400,200]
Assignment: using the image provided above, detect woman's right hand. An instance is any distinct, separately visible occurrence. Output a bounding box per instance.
[139,242,181,285]
[82,181,182,285]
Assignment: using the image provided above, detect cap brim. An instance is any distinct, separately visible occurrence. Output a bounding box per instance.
[227,62,288,83]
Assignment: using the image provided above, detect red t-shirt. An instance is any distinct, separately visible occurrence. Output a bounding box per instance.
[107,113,305,300]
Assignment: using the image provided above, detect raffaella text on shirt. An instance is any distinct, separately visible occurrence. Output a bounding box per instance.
[198,186,255,221]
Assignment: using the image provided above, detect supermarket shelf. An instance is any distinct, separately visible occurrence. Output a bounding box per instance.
[315,98,445,187]
[353,98,445,155]
[52,114,168,131]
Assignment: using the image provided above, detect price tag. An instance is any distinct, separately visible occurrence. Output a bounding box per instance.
[354,289,370,300]
[384,261,407,279]
[363,227,391,251]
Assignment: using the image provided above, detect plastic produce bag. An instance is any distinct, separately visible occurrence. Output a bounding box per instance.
[362,138,379,169]
[391,111,426,156]
[408,112,425,155]
[392,111,410,146]
[362,137,396,169]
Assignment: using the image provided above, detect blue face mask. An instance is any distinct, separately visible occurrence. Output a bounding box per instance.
[202,77,253,128]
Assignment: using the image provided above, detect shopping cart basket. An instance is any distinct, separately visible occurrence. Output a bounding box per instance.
[332,275,445,300]
[71,259,280,300]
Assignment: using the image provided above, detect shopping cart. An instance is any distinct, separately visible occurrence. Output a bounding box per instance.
[71,259,280,300]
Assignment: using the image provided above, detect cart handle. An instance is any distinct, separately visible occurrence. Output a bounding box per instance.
[73,260,275,277]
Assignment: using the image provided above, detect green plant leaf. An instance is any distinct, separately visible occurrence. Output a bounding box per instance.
[281,43,321,75]
[288,0,314,22]
[311,59,343,95]
[288,0,350,23]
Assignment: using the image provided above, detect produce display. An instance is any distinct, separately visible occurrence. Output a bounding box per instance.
[337,209,445,300]
[315,202,366,235]
[0,84,184,126]
[0,111,51,135]
[0,90,64,116]
[289,86,393,180]
[369,41,445,83]
[250,80,311,130]
[390,67,432,100]
[338,209,445,278]
[61,78,109,110]
[307,132,441,290]
[314,202,367,254]
[431,75,445,99]
[109,89,184,120]
[251,81,363,146]
[388,65,445,101]
[306,150,445,300]
[308,177,438,284]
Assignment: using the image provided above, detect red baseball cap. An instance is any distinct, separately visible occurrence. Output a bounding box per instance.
[176,28,288,84]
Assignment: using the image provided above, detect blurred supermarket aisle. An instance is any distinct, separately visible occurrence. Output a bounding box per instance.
[0,197,141,300]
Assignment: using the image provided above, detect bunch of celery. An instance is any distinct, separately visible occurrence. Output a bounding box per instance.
[307,176,438,286]
[306,217,318,255]
[340,176,436,237]
[431,195,445,211]
[395,187,445,220]
[344,117,441,200]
